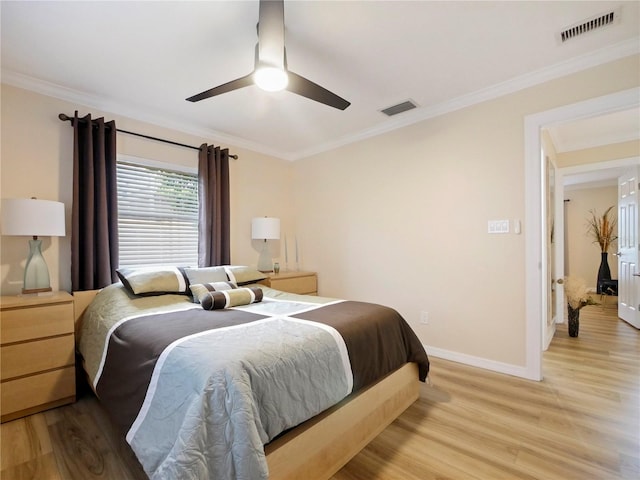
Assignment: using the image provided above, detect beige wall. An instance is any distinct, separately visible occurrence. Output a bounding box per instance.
[564,186,618,289]
[0,84,294,295]
[292,55,640,368]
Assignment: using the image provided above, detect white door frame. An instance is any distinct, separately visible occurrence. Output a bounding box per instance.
[541,149,560,351]
[524,87,640,381]
[553,161,565,336]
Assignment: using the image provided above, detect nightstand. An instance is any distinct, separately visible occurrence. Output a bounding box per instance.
[1,291,76,423]
[259,271,318,295]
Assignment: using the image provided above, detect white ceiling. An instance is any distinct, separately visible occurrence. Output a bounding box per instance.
[547,108,640,153]
[1,1,639,160]
[562,165,629,189]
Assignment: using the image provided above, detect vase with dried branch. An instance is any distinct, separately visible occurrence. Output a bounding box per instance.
[586,206,617,294]
[563,276,598,337]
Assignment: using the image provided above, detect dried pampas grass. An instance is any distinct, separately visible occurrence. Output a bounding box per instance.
[564,276,597,309]
[586,206,617,253]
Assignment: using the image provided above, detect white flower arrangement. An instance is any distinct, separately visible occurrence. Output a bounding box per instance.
[563,276,598,310]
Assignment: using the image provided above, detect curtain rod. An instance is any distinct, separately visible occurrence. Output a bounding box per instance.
[58,113,238,160]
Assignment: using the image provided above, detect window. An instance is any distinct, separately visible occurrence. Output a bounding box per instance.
[117,158,198,267]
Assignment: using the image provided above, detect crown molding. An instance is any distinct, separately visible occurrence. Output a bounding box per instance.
[3,37,638,162]
[292,38,640,160]
[0,70,291,161]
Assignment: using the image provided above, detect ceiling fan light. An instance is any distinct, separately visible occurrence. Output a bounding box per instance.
[254,67,288,92]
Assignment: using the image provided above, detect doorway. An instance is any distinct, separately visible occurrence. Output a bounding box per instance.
[523,87,640,381]
[558,160,637,314]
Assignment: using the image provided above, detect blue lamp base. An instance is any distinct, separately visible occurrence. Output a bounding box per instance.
[23,238,52,294]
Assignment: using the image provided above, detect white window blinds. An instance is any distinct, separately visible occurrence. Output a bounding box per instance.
[117,160,199,267]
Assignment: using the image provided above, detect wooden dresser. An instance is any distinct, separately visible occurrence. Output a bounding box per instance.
[0,291,76,422]
[259,271,318,295]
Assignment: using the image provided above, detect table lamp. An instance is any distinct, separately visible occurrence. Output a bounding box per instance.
[252,217,280,272]
[1,198,66,294]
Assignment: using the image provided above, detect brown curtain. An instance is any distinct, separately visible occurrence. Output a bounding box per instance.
[71,112,119,291]
[198,144,230,266]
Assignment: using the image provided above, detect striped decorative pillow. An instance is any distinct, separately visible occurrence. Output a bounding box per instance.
[199,287,264,310]
[116,266,189,296]
[189,281,238,304]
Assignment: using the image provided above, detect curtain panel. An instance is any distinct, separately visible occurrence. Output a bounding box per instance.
[71,112,119,291]
[198,144,231,266]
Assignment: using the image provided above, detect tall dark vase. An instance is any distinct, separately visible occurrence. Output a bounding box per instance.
[567,305,580,337]
[596,251,611,294]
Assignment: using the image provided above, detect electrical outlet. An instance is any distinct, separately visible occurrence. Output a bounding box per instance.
[420,311,429,324]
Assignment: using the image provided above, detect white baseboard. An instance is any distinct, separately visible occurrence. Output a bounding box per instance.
[424,345,531,379]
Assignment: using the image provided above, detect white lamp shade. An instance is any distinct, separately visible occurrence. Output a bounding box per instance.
[1,198,66,237]
[251,217,280,240]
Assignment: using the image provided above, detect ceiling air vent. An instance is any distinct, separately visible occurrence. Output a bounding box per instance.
[559,9,619,43]
[380,100,418,117]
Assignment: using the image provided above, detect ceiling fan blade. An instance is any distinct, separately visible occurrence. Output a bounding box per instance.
[287,71,351,110]
[186,74,254,102]
[257,0,285,69]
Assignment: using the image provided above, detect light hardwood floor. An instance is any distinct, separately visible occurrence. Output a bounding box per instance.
[1,302,638,479]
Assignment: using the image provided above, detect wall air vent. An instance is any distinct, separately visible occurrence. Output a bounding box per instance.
[380,100,418,117]
[559,9,619,43]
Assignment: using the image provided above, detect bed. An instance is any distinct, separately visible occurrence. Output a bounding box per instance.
[73,266,429,480]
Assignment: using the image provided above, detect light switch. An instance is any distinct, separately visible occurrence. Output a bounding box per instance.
[488,220,509,234]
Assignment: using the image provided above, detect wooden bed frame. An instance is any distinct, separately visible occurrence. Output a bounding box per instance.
[72,290,420,480]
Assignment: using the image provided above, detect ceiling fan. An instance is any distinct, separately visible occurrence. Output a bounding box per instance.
[186,0,350,110]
